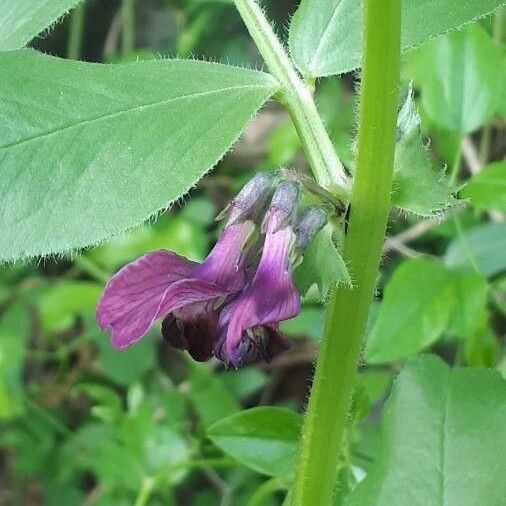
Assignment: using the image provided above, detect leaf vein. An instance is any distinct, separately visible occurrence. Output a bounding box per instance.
[0,84,272,150]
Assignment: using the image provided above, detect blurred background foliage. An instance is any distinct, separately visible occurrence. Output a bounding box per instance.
[0,1,505,504]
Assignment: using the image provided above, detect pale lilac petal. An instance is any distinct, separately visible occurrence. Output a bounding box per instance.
[96,251,195,349]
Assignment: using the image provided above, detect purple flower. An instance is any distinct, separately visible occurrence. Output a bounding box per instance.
[97,173,275,360]
[96,221,253,358]
[96,172,328,367]
[215,181,303,366]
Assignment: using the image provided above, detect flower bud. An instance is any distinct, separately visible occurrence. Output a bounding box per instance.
[294,206,328,252]
[216,172,276,226]
[263,180,300,233]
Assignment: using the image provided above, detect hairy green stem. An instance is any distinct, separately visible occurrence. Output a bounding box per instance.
[121,0,136,56]
[66,2,85,60]
[291,0,401,504]
[233,0,350,198]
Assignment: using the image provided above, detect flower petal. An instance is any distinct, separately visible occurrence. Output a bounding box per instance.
[194,221,254,291]
[96,250,195,349]
[155,278,233,319]
[162,302,219,362]
[219,226,301,365]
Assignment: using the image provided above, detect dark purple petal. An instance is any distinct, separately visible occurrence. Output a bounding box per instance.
[162,302,219,362]
[96,251,196,350]
[218,224,300,366]
[215,324,290,365]
[194,220,254,291]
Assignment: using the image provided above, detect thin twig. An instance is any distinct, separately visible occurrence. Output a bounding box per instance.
[103,9,122,58]
[461,136,481,175]
[382,236,420,257]
[203,469,232,506]
[382,218,439,254]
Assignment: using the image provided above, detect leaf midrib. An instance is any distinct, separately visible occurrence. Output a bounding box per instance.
[306,1,345,73]
[1,83,273,150]
[439,369,452,506]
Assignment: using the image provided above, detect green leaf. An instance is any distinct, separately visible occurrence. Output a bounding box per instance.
[281,305,324,342]
[267,120,301,167]
[348,355,506,506]
[0,49,278,262]
[360,370,392,405]
[63,422,143,490]
[38,281,101,332]
[207,407,301,477]
[86,214,209,270]
[315,77,355,166]
[188,362,239,427]
[460,161,506,211]
[89,328,156,387]
[220,368,268,400]
[365,258,455,364]
[447,269,489,339]
[392,89,454,216]
[413,25,502,133]
[294,223,350,298]
[498,56,506,119]
[0,0,83,51]
[444,223,506,278]
[0,304,30,419]
[288,0,505,77]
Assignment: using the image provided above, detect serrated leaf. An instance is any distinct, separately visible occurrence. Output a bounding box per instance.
[392,90,454,216]
[0,0,83,51]
[289,0,505,77]
[207,407,301,477]
[412,25,502,134]
[460,161,506,212]
[348,355,506,506]
[294,223,350,298]
[365,258,455,364]
[0,50,278,262]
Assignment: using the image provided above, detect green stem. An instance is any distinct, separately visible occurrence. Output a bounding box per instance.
[450,143,480,273]
[134,477,155,506]
[479,7,503,165]
[27,401,73,438]
[75,256,110,283]
[291,0,401,504]
[453,214,480,274]
[246,477,288,506]
[233,0,350,198]
[122,0,136,56]
[449,143,462,187]
[66,2,85,60]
